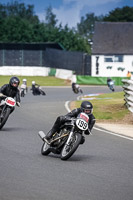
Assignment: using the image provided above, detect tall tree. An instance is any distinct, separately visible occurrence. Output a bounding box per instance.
[45,6,58,28]
[103,6,133,22]
[77,13,103,41]
[0,1,39,23]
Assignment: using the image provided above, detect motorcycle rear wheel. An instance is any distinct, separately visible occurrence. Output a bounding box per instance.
[41,142,51,155]
[60,132,82,160]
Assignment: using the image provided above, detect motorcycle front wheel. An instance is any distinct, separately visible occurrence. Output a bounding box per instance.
[60,132,82,160]
[41,142,51,155]
[21,90,25,97]
[0,107,11,130]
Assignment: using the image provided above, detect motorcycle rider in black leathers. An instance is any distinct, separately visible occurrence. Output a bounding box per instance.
[31,81,46,96]
[72,82,83,94]
[44,101,96,143]
[0,77,21,112]
[31,81,40,95]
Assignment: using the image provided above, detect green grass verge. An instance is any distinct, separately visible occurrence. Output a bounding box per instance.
[73,92,131,122]
[0,75,71,87]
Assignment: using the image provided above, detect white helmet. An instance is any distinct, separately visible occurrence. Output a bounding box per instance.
[32,81,35,85]
[23,79,27,82]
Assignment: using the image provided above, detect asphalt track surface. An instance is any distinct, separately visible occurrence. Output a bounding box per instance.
[0,86,133,200]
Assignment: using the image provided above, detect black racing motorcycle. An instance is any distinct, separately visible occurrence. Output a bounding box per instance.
[0,96,16,129]
[38,112,89,160]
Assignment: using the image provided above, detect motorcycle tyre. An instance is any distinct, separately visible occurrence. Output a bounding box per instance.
[40,90,46,96]
[60,132,82,160]
[79,89,83,94]
[0,108,11,130]
[21,90,25,97]
[41,142,51,155]
[73,89,78,94]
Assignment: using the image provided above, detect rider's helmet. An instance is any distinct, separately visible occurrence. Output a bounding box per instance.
[80,101,93,115]
[107,77,112,82]
[23,79,27,84]
[32,81,35,85]
[9,77,20,88]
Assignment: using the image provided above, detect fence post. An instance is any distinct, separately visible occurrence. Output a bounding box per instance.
[82,53,87,75]
[2,49,5,66]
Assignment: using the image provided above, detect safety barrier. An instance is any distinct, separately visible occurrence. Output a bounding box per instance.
[122,78,133,113]
[77,75,129,86]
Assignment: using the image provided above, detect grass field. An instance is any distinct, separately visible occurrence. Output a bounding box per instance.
[0,75,71,86]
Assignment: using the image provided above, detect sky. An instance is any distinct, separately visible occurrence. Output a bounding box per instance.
[1,0,133,28]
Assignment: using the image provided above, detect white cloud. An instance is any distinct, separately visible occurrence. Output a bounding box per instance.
[53,0,121,28]
[63,0,120,5]
[37,0,122,28]
[53,3,80,28]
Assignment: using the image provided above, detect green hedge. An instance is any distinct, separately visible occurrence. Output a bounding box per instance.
[77,76,130,86]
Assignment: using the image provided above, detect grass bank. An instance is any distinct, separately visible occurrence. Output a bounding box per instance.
[70,92,133,124]
[0,76,71,87]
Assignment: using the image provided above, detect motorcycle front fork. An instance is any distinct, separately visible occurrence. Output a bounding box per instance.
[65,126,75,146]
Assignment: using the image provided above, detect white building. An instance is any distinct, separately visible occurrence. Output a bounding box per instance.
[91,22,133,77]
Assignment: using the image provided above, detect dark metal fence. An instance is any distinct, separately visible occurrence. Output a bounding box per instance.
[0,43,91,75]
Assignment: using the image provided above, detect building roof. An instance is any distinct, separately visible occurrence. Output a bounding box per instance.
[92,22,133,55]
[0,42,65,50]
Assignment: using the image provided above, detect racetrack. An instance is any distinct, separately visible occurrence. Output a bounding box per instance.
[0,86,133,200]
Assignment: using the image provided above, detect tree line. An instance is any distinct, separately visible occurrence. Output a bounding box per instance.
[0,1,133,53]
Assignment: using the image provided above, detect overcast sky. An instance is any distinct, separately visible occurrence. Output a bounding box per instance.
[1,0,133,28]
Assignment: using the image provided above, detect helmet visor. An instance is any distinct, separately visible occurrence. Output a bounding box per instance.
[12,81,19,87]
[83,109,92,114]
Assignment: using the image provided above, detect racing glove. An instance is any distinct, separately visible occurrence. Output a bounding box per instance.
[84,128,91,135]
[0,93,5,97]
[16,102,20,107]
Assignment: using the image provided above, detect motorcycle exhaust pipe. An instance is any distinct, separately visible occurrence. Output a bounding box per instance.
[38,131,46,141]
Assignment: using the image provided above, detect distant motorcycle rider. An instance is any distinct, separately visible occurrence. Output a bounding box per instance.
[107,77,115,92]
[0,77,21,109]
[44,101,96,142]
[31,81,39,95]
[21,78,28,92]
[72,82,83,94]
[107,77,112,85]
[31,81,46,96]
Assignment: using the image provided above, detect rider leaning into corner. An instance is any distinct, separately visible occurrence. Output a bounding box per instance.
[31,81,40,95]
[0,76,21,112]
[44,101,96,143]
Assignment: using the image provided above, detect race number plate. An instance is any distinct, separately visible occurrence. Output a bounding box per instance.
[76,118,88,131]
[5,97,16,107]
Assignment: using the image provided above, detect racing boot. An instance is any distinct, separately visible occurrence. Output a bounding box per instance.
[44,128,56,141]
[38,129,54,144]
